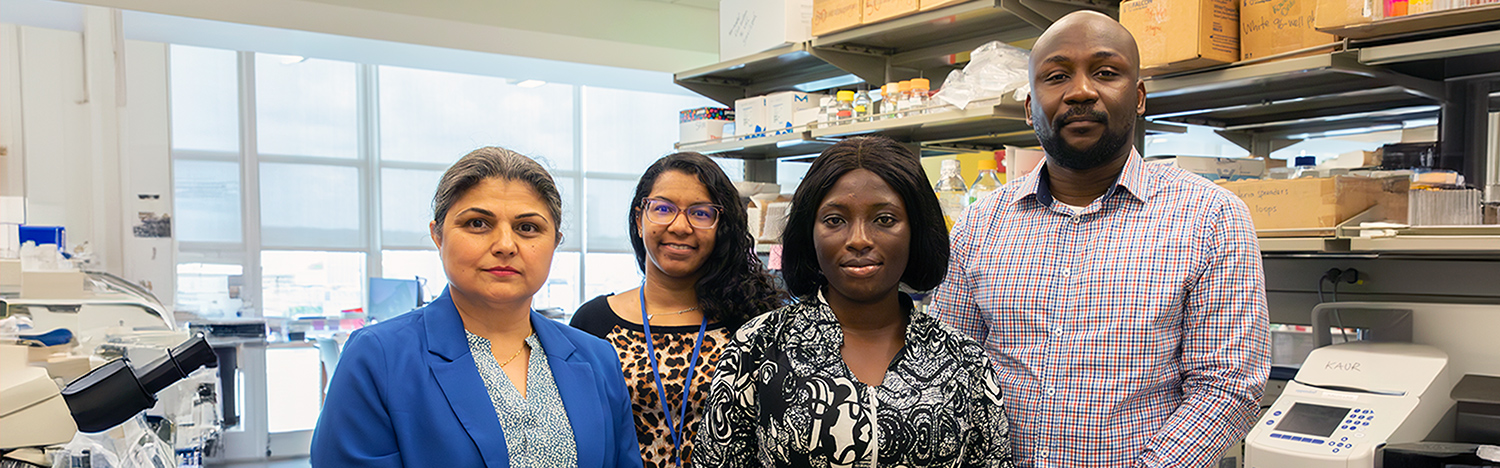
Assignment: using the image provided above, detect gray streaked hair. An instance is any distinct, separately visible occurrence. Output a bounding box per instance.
[432,146,563,243]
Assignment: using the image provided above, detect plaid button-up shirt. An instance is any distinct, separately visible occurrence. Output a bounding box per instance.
[932,151,1270,468]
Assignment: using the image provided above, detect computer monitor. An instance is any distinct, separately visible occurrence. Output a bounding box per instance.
[368,277,420,323]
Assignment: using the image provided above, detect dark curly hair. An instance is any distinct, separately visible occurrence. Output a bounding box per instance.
[780,136,950,299]
[629,152,787,328]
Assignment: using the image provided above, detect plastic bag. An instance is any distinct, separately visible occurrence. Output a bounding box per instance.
[50,414,176,468]
[933,41,1032,110]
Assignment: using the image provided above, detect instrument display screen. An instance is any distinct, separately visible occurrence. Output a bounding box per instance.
[1275,402,1351,437]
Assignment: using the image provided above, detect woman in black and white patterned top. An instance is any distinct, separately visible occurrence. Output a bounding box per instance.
[694,136,1015,468]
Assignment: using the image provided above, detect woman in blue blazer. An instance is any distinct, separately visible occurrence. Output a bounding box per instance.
[312,147,642,468]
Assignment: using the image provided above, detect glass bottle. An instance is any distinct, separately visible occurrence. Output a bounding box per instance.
[968,157,1003,205]
[935,159,969,230]
[876,84,888,120]
[911,78,931,115]
[896,81,913,118]
[835,90,855,125]
[854,89,872,122]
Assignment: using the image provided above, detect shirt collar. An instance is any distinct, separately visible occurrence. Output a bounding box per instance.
[1008,147,1152,208]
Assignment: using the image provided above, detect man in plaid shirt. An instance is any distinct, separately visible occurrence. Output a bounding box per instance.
[931,11,1270,468]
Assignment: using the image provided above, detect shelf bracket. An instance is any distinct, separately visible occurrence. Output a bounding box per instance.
[808,47,890,85]
[675,79,751,107]
[1216,130,1300,155]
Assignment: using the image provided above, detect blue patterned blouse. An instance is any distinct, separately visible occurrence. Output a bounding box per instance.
[467,331,578,468]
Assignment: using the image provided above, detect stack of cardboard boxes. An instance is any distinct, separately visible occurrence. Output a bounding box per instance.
[721,0,993,61]
[812,0,976,36]
[1122,0,1500,75]
[1121,0,1338,76]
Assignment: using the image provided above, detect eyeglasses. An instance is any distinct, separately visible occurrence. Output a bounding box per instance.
[641,198,721,230]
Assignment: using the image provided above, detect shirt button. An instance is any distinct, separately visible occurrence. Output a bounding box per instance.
[1061,268,1071,277]
[1052,327,1063,336]
[1046,386,1056,396]
[1071,215,1081,223]
[1039,448,1048,458]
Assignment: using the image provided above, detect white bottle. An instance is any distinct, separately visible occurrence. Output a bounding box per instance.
[1293,155,1318,178]
[967,158,1003,205]
[934,159,968,230]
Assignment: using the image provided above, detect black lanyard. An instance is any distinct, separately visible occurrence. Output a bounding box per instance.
[638,286,707,468]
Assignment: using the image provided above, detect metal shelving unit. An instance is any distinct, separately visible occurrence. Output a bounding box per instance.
[675,0,1113,106]
[1144,52,1444,152]
[676,98,1034,159]
[1258,223,1500,255]
[676,130,829,160]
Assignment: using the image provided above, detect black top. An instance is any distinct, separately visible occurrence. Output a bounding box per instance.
[570,295,732,468]
[693,292,1016,468]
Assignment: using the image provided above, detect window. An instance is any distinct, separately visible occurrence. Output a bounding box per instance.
[255,54,358,159]
[169,45,238,154]
[584,252,642,300]
[175,263,244,318]
[260,251,365,318]
[582,86,718,175]
[171,46,737,322]
[173,160,242,243]
[381,250,445,303]
[378,66,574,168]
[380,168,442,248]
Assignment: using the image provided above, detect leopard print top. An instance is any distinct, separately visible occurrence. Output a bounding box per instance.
[570,294,731,468]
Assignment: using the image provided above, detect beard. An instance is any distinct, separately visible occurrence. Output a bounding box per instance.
[1033,105,1133,171]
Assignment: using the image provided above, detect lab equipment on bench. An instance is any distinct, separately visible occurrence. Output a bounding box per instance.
[1246,341,1454,468]
[2,271,225,466]
[0,335,217,467]
[1246,301,1500,468]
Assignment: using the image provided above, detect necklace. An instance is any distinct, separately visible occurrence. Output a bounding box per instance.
[647,305,698,321]
[498,337,531,367]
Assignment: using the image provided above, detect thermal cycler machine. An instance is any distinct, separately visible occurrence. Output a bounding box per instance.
[1246,341,1453,468]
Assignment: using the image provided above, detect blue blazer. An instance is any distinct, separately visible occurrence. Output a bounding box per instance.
[311,291,642,468]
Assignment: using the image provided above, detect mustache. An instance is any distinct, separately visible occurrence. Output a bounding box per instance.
[1053,106,1108,128]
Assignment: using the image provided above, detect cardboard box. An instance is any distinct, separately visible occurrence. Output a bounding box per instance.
[864,0,920,24]
[1314,0,1379,30]
[1327,150,1382,168]
[1146,155,1267,181]
[679,107,733,143]
[721,0,814,61]
[735,97,768,137]
[764,91,818,135]
[920,0,968,10]
[1241,0,1339,61]
[813,0,863,36]
[1317,2,1500,38]
[1121,0,1240,75]
[1221,176,1409,232]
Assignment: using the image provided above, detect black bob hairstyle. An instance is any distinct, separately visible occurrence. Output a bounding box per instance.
[780,136,950,299]
[628,152,787,328]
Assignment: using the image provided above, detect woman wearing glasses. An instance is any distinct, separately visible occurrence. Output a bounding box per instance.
[571,152,785,468]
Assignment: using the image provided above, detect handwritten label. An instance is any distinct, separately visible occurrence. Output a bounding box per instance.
[814,3,859,24]
[1325,360,1362,372]
[1233,187,1290,200]
[727,11,757,46]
